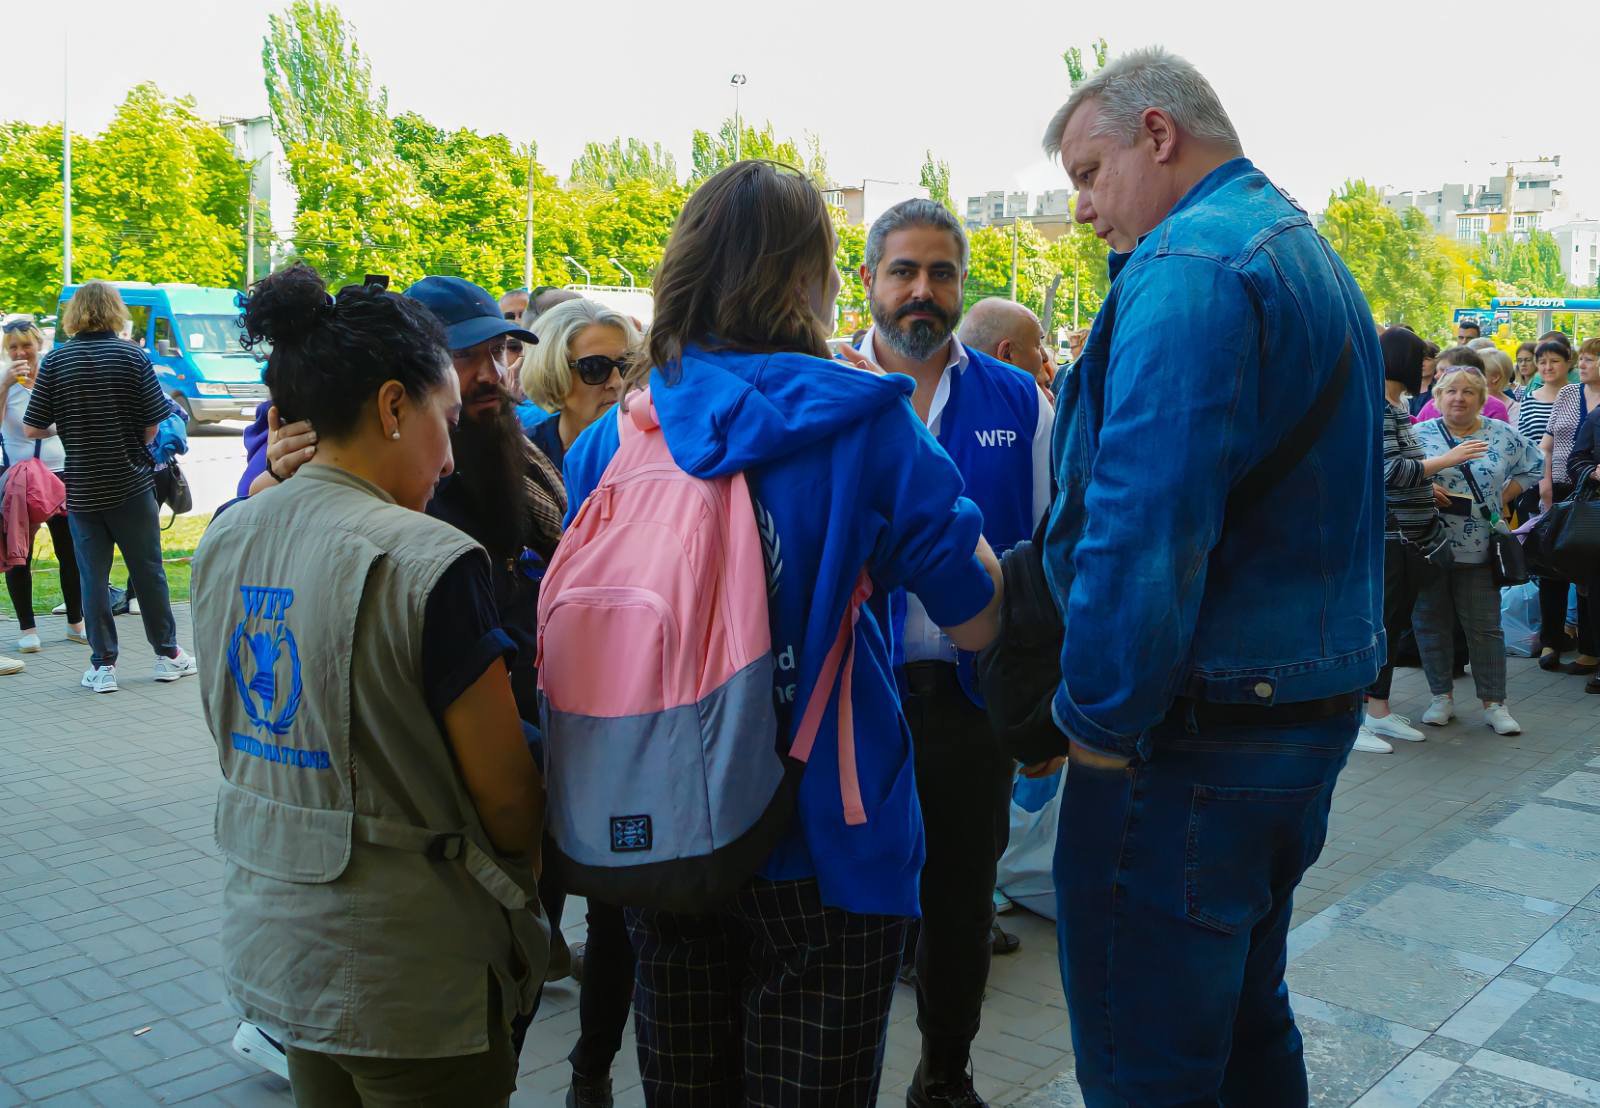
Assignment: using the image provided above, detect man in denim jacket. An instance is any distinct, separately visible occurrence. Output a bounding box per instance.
[1038,47,1384,1105]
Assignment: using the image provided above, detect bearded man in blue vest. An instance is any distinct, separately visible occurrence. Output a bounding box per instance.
[849,199,1054,1108]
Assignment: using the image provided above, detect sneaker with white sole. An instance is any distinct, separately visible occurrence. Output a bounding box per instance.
[153,647,198,683]
[65,626,88,645]
[1484,703,1522,736]
[17,632,41,653]
[1354,728,1394,754]
[81,665,118,693]
[231,1021,289,1081]
[51,602,68,616]
[0,655,24,676]
[1421,695,1454,726]
[1364,713,1425,743]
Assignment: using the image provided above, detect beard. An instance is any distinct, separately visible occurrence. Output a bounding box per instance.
[869,292,961,362]
[448,387,534,561]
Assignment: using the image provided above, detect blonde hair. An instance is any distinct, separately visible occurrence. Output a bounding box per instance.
[2,320,46,361]
[520,299,641,411]
[1480,348,1512,392]
[61,282,130,337]
[1432,365,1488,407]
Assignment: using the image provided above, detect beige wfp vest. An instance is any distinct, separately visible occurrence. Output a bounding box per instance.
[190,463,548,1058]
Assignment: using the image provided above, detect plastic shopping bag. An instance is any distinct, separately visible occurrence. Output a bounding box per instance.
[997,766,1064,920]
[1501,582,1540,657]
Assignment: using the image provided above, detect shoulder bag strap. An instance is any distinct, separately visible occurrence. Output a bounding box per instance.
[1441,426,1500,526]
[1224,334,1353,523]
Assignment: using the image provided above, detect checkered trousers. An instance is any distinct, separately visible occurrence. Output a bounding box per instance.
[625,877,910,1107]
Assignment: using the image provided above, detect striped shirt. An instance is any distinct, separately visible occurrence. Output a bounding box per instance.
[23,333,171,512]
[1382,402,1442,540]
[1545,384,1600,489]
[1517,391,1559,446]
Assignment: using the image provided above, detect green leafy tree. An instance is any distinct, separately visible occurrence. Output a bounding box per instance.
[1479,230,1569,296]
[690,119,829,186]
[570,138,680,191]
[919,151,954,215]
[1042,202,1111,329]
[1319,180,1452,335]
[581,178,688,285]
[282,140,427,288]
[831,208,868,332]
[0,86,248,312]
[263,0,392,166]
[1063,37,1108,86]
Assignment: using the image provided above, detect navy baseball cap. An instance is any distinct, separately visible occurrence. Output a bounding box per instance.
[403,276,538,352]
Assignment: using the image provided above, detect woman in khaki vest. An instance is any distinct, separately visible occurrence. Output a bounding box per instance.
[190,264,548,1107]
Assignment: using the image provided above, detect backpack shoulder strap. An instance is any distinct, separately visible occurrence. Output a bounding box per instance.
[1224,334,1353,522]
[788,568,873,827]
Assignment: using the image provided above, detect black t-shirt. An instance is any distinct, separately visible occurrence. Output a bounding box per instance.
[421,552,515,723]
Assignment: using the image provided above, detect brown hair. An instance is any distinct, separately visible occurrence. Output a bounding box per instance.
[647,161,834,381]
[1581,337,1600,360]
[61,281,131,337]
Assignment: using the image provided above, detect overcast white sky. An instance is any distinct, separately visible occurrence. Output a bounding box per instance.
[4,0,1596,236]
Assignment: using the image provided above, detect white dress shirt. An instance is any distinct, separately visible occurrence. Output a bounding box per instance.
[860,327,1054,664]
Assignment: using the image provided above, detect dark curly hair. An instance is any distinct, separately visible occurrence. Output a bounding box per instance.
[240,263,450,438]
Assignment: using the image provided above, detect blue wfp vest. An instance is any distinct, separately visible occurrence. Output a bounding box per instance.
[892,345,1040,704]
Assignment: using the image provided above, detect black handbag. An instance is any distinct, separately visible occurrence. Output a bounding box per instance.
[154,460,193,527]
[974,335,1353,763]
[1528,484,1600,580]
[1445,429,1529,587]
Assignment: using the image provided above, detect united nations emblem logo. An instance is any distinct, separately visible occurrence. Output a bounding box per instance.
[227,585,304,736]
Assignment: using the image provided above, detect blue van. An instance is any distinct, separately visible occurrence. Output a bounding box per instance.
[57,282,265,424]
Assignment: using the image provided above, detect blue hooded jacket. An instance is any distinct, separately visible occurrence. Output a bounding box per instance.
[563,345,995,917]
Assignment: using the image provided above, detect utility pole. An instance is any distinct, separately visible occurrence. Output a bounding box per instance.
[1073,259,1081,329]
[62,36,72,288]
[523,144,536,290]
[1010,215,1019,300]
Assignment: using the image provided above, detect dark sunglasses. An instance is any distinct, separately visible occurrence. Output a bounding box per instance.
[504,311,522,321]
[571,354,629,385]
[2,318,36,333]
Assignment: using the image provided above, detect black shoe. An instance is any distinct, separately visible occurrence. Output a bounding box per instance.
[1563,659,1600,675]
[1540,650,1564,672]
[907,1064,987,1108]
[567,1071,614,1108]
[1587,676,1600,694]
[990,923,1020,956]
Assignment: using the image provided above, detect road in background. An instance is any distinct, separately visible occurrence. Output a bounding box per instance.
[180,422,250,517]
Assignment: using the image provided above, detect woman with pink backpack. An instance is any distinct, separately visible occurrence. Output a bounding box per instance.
[544,160,1003,1106]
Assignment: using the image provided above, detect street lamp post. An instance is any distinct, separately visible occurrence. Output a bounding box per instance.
[608,258,637,288]
[524,143,537,290]
[62,36,72,288]
[563,256,591,286]
[730,74,747,162]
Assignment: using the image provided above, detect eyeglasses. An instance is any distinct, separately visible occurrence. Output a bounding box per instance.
[2,318,36,333]
[570,354,630,385]
[505,339,524,355]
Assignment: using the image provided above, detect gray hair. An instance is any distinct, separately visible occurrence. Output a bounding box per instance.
[864,198,968,276]
[520,297,642,411]
[1466,336,1498,351]
[1041,46,1242,161]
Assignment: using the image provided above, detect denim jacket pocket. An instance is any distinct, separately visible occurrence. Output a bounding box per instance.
[1184,780,1329,935]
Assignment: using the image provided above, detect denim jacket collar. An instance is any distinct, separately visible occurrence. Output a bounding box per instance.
[1105,156,1259,284]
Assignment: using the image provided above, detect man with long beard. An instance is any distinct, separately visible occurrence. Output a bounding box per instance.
[404,277,566,723]
[851,200,1054,1108]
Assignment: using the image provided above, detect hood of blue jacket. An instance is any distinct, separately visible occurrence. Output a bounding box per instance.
[648,345,914,479]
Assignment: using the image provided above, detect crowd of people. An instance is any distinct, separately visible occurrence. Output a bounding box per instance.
[2,44,1596,1108]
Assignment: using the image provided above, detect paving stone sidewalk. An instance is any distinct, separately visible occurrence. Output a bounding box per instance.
[1,604,1597,1105]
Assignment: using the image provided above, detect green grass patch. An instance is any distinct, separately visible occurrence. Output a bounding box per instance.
[0,512,211,620]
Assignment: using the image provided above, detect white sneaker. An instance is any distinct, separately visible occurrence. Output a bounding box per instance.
[1421,696,1454,726]
[81,665,118,693]
[1484,703,1522,736]
[17,632,41,653]
[994,888,1016,915]
[1354,728,1394,753]
[51,602,67,616]
[231,1021,289,1081]
[1365,713,1425,743]
[129,598,140,615]
[153,647,198,683]
[0,655,24,676]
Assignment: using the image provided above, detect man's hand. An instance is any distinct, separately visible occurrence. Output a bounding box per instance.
[1067,740,1133,771]
[266,406,317,480]
[835,344,885,376]
[1432,484,1451,508]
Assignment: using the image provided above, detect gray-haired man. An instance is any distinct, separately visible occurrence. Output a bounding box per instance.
[1038,47,1384,1105]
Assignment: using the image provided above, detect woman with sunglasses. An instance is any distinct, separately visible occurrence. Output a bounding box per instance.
[521,299,636,470]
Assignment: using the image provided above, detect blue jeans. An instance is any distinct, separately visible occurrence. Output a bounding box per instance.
[68,491,178,669]
[1054,707,1357,1107]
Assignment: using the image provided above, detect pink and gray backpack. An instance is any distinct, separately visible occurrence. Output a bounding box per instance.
[536,389,867,913]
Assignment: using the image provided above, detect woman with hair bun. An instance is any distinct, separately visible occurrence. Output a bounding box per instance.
[189,263,548,1107]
